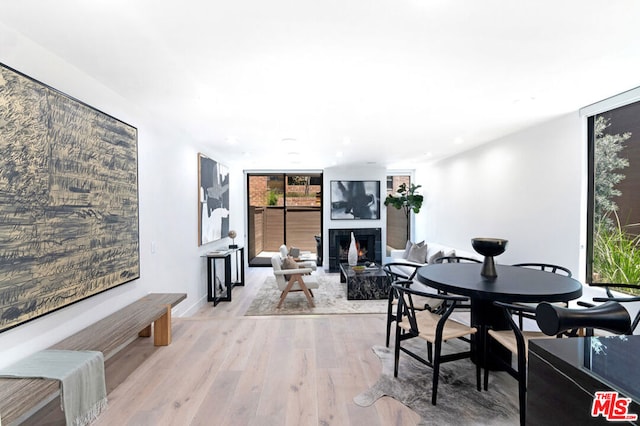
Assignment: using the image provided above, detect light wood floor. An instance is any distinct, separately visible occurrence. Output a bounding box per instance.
[29,267,420,426]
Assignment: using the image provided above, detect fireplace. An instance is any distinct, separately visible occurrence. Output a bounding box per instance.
[328,228,382,272]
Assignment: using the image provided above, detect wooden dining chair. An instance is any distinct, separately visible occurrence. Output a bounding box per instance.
[511,262,572,276]
[433,256,482,264]
[393,283,479,405]
[382,262,442,347]
[583,283,640,333]
[511,263,572,328]
[535,301,632,337]
[432,256,481,311]
[483,301,555,426]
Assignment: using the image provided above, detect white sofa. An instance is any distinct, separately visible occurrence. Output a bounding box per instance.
[387,241,482,279]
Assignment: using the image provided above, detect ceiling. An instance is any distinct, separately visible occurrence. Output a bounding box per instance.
[2,1,640,169]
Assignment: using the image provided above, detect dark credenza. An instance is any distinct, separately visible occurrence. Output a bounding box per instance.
[528,336,640,425]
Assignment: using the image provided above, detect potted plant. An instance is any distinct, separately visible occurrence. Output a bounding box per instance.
[384,183,423,243]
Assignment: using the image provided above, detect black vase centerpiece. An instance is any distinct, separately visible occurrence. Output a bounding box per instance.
[471,238,508,280]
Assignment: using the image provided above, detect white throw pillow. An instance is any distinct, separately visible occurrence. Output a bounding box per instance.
[407,243,429,264]
[428,250,444,264]
[402,240,413,259]
[403,240,425,259]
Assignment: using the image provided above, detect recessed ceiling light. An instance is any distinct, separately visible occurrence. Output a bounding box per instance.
[281,138,297,144]
[454,137,464,145]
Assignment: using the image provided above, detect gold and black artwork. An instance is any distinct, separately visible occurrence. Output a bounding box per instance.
[0,63,140,332]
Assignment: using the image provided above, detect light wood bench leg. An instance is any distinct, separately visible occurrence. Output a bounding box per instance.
[139,325,152,337]
[153,305,172,346]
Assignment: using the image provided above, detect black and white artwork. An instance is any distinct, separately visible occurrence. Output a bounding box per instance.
[330,180,380,220]
[198,153,230,245]
[0,63,140,333]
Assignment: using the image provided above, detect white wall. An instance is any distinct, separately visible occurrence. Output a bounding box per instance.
[322,166,388,268]
[414,113,585,280]
[0,23,246,368]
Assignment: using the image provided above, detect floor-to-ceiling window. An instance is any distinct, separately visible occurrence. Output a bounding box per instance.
[247,173,322,266]
[586,96,640,289]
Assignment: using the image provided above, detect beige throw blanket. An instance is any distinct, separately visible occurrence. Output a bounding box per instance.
[0,350,107,426]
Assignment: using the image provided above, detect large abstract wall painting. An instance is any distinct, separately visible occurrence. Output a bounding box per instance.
[0,63,140,333]
[198,153,230,245]
[330,180,380,220]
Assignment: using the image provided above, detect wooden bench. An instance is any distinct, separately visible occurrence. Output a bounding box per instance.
[0,292,186,425]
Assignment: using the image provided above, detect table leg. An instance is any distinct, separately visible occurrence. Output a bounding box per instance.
[470,299,512,370]
[207,257,214,302]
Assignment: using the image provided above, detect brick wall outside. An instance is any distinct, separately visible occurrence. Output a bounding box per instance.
[387,175,411,195]
[248,175,320,206]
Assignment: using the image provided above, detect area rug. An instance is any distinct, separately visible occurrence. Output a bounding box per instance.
[244,275,388,316]
[354,340,519,425]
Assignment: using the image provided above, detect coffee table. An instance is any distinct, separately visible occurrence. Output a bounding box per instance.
[339,263,389,300]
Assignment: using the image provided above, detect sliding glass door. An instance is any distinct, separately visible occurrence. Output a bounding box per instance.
[247,173,322,266]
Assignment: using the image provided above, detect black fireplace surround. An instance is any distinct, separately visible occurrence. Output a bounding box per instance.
[328,228,382,272]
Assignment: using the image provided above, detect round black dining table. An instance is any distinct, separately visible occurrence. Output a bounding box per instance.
[416,262,583,368]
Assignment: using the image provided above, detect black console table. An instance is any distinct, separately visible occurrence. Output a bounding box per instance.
[528,335,640,424]
[204,247,245,306]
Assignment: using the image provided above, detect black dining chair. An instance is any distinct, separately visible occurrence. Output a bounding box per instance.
[482,302,555,426]
[511,263,572,276]
[382,262,442,347]
[583,283,640,333]
[535,300,632,337]
[485,300,631,426]
[433,256,482,264]
[511,263,573,328]
[393,283,479,405]
[432,256,481,310]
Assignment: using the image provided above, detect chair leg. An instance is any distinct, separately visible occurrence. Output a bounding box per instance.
[517,348,527,426]
[386,315,394,348]
[394,327,402,377]
[386,291,394,347]
[431,338,443,405]
[297,277,315,308]
[475,325,482,392]
[277,278,296,308]
[483,328,490,391]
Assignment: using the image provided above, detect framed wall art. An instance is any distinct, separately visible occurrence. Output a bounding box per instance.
[0,62,140,333]
[330,180,380,220]
[198,153,230,245]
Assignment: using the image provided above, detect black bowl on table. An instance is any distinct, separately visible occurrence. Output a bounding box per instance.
[471,238,508,279]
[471,238,508,257]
